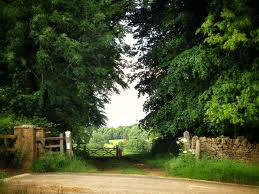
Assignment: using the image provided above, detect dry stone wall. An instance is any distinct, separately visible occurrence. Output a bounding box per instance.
[183,131,259,163]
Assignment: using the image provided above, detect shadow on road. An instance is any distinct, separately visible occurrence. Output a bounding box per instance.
[88,155,165,176]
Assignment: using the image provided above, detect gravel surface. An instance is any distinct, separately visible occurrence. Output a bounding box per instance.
[4,173,259,194]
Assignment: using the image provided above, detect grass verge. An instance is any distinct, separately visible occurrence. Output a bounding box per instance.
[140,153,259,185]
[32,153,97,173]
[91,157,148,175]
[33,153,149,175]
[31,152,259,185]
[0,172,8,180]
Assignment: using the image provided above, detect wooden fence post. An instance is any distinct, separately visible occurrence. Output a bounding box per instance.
[60,133,64,153]
[4,138,7,148]
[116,146,119,157]
[116,145,122,158]
[65,131,72,158]
[36,127,45,157]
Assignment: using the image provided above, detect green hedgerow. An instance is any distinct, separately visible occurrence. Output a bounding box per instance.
[32,153,97,173]
[32,153,67,172]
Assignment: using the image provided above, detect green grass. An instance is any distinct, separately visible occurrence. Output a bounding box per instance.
[32,153,97,173]
[140,153,259,185]
[0,172,8,180]
[31,152,259,185]
[169,157,259,185]
[103,143,114,148]
[108,139,126,145]
[0,172,7,194]
[33,153,148,175]
[102,139,127,149]
[91,157,148,175]
[103,139,126,149]
[62,158,97,173]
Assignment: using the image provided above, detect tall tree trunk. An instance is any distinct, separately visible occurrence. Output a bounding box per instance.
[43,88,49,119]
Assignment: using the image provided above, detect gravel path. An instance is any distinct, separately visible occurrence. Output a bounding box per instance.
[5,173,259,194]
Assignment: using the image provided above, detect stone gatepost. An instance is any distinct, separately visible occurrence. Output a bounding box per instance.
[192,136,198,150]
[196,139,201,160]
[14,125,37,169]
[183,130,191,151]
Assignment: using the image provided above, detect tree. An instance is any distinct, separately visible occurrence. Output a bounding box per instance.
[129,0,259,142]
[128,0,210,135]
[0,0,133,130]
[87,124,153,153]
[198,0,259,141]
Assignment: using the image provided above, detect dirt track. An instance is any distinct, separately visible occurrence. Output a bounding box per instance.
[5,173,259,194]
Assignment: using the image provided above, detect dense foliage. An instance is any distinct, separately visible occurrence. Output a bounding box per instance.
[0,0,133,130]
[86,124,155,154]
[1,0,258,144]
[129,0,259,142]
[32,153,96,172]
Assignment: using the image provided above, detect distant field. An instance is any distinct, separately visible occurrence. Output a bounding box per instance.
[103,143,114,148]
[104,139,126,148]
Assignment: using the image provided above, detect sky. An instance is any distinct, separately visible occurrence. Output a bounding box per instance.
[104,80,147,128]
[104,34,147,128]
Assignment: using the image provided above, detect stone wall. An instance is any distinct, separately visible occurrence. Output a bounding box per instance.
[182,131,259,163]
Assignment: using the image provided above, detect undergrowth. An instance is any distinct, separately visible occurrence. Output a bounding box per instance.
[30,151,259,186]
[145,153,259,185]
[32,153,96,173]
[0,172,8,180]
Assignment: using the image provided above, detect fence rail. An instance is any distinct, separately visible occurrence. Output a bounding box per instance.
[0,134,16,139]
[86,146,122,157]
[45,137,63,141]
[0,125,73,168]
[87,148,116,156]
[44,134,64,153]
[0,148,16,152]
[0,134,17,152]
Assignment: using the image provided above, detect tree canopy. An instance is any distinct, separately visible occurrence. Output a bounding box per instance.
[1,0,258,143]
[0,0,133,130]
[129,0,259,142]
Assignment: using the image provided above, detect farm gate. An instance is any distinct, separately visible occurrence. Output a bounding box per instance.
[0,125,72,168]
[85,146,123,157]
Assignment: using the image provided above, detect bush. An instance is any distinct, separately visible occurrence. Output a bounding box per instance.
[62,158,96,173]
[0,114,15,134]
[0,114,54,131]
[0,151,22,169]
[32,153,97,173]
[119,125,153,154]
[74,149,90,159]
[32,153,67,172]
[151,136,180,155]
[0,172,8,180]
[121,138,152,154]
[0,172,8,193]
